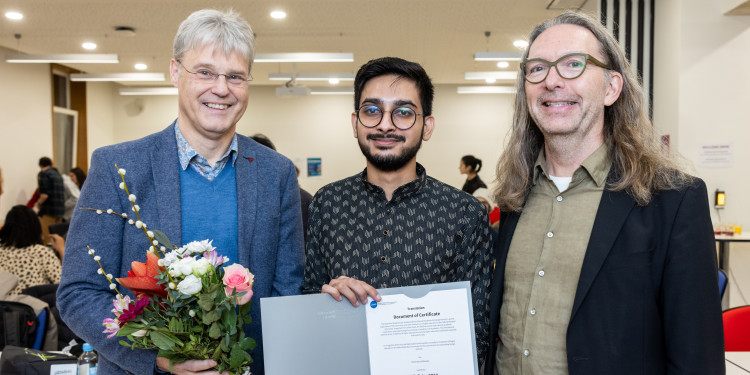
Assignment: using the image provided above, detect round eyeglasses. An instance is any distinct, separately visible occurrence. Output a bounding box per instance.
[177,60,252,86]
[356,105,422,130]
[521,53,611,84]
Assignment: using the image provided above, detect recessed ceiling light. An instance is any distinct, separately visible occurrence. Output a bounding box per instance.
[513,40,529,49]
[134,63,148,70]
[485,77,496,84]
[270,10,287,19]
[328,78,340,85]
[5,11,23,20]
[82,42,97,50]
[496,61,510,69]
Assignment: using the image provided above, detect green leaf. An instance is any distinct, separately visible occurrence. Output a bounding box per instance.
[152,230,176,250]
[203,310,220,324]
[209,322,221,339]
[199,293,215,311]
[239,337,256,351]
[150,331,183,351]
[229,343,246,369]
[116,324,145,337]
[168,317,183,332]
[221,306,237,333]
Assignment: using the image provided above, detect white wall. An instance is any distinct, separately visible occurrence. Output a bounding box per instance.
[0,46,53,224]
[108,85,515,195]
[86,81,117,157]
[676,0,750,229]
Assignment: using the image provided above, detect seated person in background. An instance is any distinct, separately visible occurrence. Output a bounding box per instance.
[303,57,494,366]
[69,167,87,189]
[61,172,80,221]
[472,187,500,227]
[460,154,487,194]
[0,205,62,295]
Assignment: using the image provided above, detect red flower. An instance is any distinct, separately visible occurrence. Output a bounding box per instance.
[117,252,167,298]
[118,297,150,327]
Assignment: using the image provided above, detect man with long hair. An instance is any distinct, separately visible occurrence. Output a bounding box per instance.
[486,12,724,374]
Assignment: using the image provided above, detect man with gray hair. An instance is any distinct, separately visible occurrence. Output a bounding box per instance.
[486,11,724,375]
[58,9,304,375]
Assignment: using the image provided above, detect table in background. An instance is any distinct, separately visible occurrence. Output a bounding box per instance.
[727,352,750,374]
[716,234,750,310]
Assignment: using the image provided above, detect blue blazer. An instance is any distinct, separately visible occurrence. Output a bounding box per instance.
[485,172,725,375]
[57,124,304,375]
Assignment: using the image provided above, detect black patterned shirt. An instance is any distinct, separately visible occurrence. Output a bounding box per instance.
[303,163,494,363]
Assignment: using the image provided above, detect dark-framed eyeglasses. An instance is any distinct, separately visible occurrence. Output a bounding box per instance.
[521,53,612,84]
[356,105,423,130]
[177,60,252,86]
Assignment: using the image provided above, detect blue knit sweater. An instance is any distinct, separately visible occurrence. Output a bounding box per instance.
[180,164,238,263]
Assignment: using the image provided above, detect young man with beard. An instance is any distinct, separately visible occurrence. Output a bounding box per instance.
[302,57,494,365]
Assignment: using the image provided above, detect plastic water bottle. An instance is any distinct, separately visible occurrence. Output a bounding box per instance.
[78,343,98,375]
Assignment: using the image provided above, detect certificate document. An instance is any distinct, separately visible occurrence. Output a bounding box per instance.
[365,288,475,375]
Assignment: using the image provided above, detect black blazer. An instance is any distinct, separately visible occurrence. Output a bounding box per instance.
[485,173,725,375]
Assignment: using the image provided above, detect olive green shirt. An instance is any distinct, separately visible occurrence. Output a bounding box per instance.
[496,144,612,374]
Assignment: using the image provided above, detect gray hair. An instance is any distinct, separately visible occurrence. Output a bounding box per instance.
[173,9,256,71]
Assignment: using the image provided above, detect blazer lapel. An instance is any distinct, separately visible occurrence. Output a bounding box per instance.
[151,125,182,246]
[569,187,635,320]
[235,136,258,268]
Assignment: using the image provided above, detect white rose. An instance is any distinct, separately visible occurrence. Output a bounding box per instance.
[176,257,196,276]
[185,240,215,254]
[177,275,202,295]
[193,258,212,276]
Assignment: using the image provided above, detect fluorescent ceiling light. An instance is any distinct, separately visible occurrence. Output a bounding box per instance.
[474,52,523,61]
[465,71,518,81]
[513,40,529,49]
[71,73,165,82]
[255,53,353,63]
[268,73,355,81]
[310,87,354,95]
[5,54,118,63]
[457,86,516,94]
[5,11,23,20]
[119,87,177,96]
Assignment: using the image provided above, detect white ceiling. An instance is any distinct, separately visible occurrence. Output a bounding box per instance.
[0,0,596,87]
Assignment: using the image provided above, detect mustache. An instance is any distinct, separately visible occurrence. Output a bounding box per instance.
[366,133,405,142]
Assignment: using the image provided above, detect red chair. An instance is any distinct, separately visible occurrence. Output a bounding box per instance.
[723,305,750,351]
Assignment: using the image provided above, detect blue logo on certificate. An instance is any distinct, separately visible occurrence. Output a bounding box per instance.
[370,301,377,308]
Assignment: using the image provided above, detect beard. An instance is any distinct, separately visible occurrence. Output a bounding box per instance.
[358,130,423,172]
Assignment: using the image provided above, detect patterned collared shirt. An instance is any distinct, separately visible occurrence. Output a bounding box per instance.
[37,167,65,217]
[303,163,494,364]
[174,122,238,181]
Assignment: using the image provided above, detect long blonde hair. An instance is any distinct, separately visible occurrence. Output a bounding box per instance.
[493,12,691,213]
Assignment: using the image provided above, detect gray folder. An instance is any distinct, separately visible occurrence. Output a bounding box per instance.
[261,281,477,375]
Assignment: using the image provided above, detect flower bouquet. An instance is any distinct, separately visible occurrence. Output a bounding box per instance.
[85,165,255,374]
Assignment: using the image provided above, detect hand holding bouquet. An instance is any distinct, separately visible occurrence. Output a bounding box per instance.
[85,165,255,374]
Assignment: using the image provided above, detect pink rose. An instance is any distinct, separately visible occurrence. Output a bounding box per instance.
[223,264,254,305]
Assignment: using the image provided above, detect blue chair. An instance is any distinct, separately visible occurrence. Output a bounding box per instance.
[719,269,728,299]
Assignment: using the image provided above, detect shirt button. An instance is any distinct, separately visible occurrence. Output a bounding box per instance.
[523,349,530,357]
[530,309,536,316]
[387,209,392,214]
[546,232,553,238]
[383,230,389,236]
[556,196,563,202]
[380,256,387,262]
[538,270,545,277]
